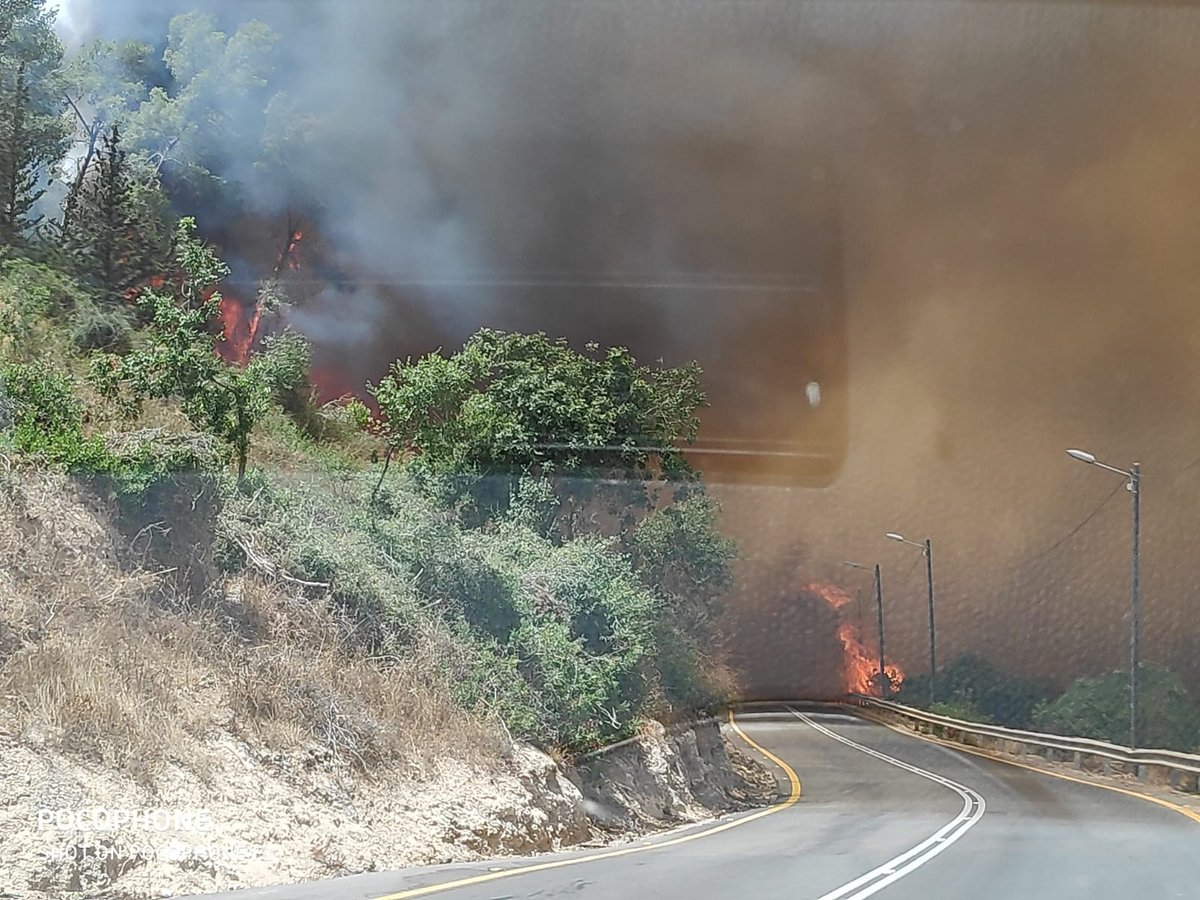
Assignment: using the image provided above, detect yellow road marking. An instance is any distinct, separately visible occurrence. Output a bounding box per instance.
[728,705,804,802]
[369,708,802,900]
[862,711,1200,825]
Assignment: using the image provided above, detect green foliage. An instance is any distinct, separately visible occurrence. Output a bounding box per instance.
[0,256,73,356]
[0,255,132,359]
[220,469,680,751]
[631,491,736,632]
[366,329,735,737]
[929,700,991,723]
[255,330,310,399]
[1033,664,1200,751]
[370,329,706,486]
[0,358,217,502]
[68,295,133,353]
[0,0,69,247]
[460,528,662,748]
[99,428,221,498]
[0,358,103,467]
[65,12,294,206]
[900,654,1055,729]
[89,219,309,482]
[503,476,559,536]
[60,124,173,304]
[648,629,733,713]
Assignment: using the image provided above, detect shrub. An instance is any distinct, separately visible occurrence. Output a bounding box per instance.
[900,653,1055,729]
[0,360,107,469]
[1033,664,1200,751]
[69,296,134,353]
[218,467,682,751]
[0,258,91,362]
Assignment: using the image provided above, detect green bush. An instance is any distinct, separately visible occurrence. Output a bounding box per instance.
[69,297,134,353]
[900,654,1055,729]
[0,359,107,468]
[476,530,660,747]
[0,357,221,499]
[0,258,92,362]
[218,468,679,751]
[631,491,736,631]
[930,700,991,723]
[1033,664,1200,751]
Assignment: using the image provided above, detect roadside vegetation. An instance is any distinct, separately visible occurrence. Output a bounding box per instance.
[0,1,738,777]
[899,654,1200,752]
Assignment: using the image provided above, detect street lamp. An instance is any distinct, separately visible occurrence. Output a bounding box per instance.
[845,560,889,698]
[1066,448,1141,748]
[887,531,936,706]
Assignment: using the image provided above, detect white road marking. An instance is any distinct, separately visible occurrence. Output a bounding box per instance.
[789,707,988,900]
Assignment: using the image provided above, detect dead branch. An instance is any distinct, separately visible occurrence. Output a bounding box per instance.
[231,533,330,590]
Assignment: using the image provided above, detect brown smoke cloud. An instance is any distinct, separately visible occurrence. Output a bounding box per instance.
[61,0,1200,691]
[715,1,1200,694]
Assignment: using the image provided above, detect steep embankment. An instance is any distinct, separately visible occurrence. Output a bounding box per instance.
[2,716,772,898]
[0,474,772,898]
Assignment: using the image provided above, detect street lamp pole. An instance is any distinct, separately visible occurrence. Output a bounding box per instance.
[1066,449,1141,748]
[1130,462,1141,749]
[846,560,889,698]
[887,532,936,706]
[924,539,936,707]
[874,563,888,699]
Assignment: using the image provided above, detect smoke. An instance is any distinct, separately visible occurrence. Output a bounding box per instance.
[56,1,1200,692]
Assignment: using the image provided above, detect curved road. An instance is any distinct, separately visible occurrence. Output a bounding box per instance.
[194,704,1200,900]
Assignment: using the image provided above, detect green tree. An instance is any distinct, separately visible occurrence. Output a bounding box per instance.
[368,329,706,511]
[0,0,68,248]
[90,218,309,483]
[60,124,172,304]
[116,13,279,199]
[1032,664,1200,751]
[59,37,163,223]
[632,491,736,632]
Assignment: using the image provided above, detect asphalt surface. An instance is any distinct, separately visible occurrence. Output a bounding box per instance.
[189,704,1200,900]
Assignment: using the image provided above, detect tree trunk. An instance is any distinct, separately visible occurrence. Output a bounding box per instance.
[371,444,394,503]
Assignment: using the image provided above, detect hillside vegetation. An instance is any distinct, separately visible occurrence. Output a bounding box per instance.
[0,237,738,773]
[0,2,741,773]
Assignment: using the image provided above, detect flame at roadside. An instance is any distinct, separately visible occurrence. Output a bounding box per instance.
[804,582,904,697]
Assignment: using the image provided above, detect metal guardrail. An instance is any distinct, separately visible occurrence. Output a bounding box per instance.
[853,695,1200,794]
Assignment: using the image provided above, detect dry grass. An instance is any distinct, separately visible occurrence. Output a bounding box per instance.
[0,472,209,781]
[220,579,505,774]
[247,404,379,476]
[0,471,505,785]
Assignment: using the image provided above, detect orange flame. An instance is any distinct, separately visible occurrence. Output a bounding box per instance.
[276,229,304,275]
[214,288,262,364]
[805,582,904,697]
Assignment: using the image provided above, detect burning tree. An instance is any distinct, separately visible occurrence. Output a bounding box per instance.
[90,218,310,484]
[805,582,904,697]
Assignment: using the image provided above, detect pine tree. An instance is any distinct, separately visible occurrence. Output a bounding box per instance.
[63,124,172,303]
[0,0,66,250]
[0,60,40,245]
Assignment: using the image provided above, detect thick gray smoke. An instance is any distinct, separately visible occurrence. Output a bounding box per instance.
[57,0,1200,692]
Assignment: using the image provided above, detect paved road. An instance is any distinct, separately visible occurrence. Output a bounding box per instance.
[191,704,1200,900]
